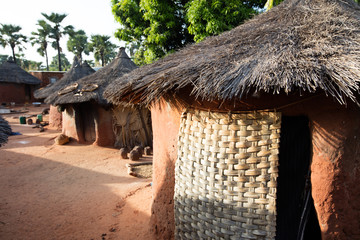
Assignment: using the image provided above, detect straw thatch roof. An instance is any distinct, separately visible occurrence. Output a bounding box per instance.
[0,116,11,147]
[51,48,137,106]
[0,60,41,85]
[104,0,360,106]
[34,57,95,102]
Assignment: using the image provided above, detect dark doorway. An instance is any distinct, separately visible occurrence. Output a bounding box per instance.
[275,116,321,240]
[76,103,96,143]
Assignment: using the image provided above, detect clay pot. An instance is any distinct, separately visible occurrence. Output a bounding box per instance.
[144,146,152,156]
[129,149,140,161]
[133,146,143,157]
[119,148,129,159]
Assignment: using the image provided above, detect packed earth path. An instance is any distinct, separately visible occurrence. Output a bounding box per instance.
[0,105,153,240]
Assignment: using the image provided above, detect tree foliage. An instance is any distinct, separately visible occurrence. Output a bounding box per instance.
[88,35,117,67]
[186,0,265,42]
[0,24,27,64]
[67,29,89,63]
[30,20,52,70]
[49,53,71,71]
[41,12,74,71]
[112,0,266,65]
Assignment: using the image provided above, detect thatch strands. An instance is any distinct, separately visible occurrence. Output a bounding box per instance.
[52,48,137,106]
[112,106,152,148]
[104,0,360,106]
[0,60,41,85]
[0,116,12,147]
[34,57,95,101]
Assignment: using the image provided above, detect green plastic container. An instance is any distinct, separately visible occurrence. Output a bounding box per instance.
[19,116,26,124]
[37,114,43,122]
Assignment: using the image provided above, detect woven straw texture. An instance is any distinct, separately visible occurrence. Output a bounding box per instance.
[175,109,281,239]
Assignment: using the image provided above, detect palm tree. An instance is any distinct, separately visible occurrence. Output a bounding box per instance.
[0,24,27,64]
[89,35,117,67]
[67,29,89,63]
[41,12,74,71]
[30,20,51,71]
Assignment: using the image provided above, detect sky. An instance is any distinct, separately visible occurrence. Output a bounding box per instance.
[0,0,123,66]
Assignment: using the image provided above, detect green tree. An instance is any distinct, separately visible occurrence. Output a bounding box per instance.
[49,53,71,71]
[186,0,266,42]
[0,54,9,64]
[30,20,52,71]
[112,0,191,65]
[112,0,266,65]
[88,35,117,67]
[0,24,27,64]
[16,53,44,71]
[67,29,89,63]
[41,12,74,71]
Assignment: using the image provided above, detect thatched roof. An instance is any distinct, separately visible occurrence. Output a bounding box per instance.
[51,48,137,106]
[0,116,11,147]
[34,57,95,102]
[104,0,360,106]
[0,60,41,85]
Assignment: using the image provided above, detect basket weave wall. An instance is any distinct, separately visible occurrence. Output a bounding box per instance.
[174,109,281,239]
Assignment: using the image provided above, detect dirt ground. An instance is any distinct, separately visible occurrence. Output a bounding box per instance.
[0,104,154,240]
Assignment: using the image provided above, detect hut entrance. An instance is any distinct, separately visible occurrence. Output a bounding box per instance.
[77,103,96,143]
[276,116,321,240]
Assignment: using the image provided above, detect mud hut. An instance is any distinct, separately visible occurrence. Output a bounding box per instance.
[0,59,41,104]
[49,48,151,147]
[0,116,11,147]
[34,57,95,129]
[105,0,360,239]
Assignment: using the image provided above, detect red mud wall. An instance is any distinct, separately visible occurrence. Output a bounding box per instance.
[150,101,183,240]
[94,106,115,147]
[306,101,360,239]
[49,105,62,130]
[0,83,37,104]
[62,106,83,142]
[30,71,64,87]
[149,95,360,239]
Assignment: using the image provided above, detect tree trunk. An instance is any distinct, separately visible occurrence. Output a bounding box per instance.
[101,53,105,67]
[57,40,62,71]
[45,49,49,71]
[11,46,16,64]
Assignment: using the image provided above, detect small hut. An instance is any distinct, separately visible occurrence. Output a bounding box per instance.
[34,57,95,129]
[105,0,360,239]
[49,48,151,147]
[0,59,41,104]
[0,116,11,147]
[30,71,65,88]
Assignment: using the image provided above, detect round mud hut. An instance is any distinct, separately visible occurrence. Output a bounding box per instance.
[34,57,95,130]
[50,48,152,147]
[105,0,360,239]
[0,59,41,104]
[0,116,11,147]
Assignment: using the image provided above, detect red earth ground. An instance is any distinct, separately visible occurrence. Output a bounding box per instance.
[0,104,154,240]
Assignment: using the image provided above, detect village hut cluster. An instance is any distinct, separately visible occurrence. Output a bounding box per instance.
[104,0,360,239]
[34,57,95,130]
[35,48,152,148]
[0,59,41,104]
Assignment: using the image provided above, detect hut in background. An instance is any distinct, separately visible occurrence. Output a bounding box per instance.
[0,59,41,104]
[29,71,65,88]
[0,116,11,147]
[49,48,151,147]
[105,0,360,239]
[34,58,95,129]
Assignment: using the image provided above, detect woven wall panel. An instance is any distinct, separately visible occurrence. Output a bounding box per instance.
[175,109,281,239]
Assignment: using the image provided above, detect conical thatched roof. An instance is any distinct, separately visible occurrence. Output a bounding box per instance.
[0,60,41,85]
[34,57,95,103]
[0,116,11,147]
[52,48,137,106]
[104,0,360,106]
